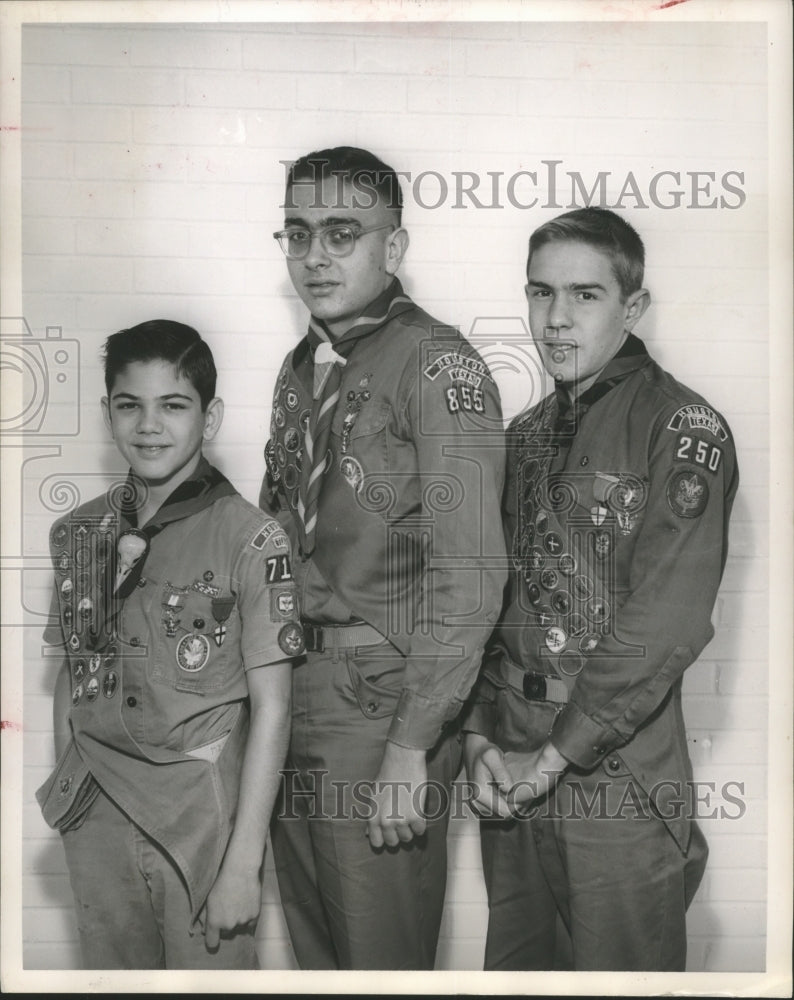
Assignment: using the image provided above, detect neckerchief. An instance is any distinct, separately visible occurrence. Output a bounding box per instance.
[512,334,649,576]
[295,278,414,554]
[93,459,237,645]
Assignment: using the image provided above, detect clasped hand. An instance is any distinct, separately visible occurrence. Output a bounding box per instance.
[464,734,568,817]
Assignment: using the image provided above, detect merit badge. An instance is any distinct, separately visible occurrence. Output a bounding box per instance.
[340,456,364,494]
[540,568,558,591]
[73,659,86,680]
[72,683,84,706]
[528,546,546,572]
[62,606,73,627]
[278,622,306,656]
[56,552,71,574]
[114,530,149,596]
[51,524,68,548]
[284,427,301,452]
[536,606,554,628]
[86,677,99,702]
[543,532,563,556]
[103,671,118,698]
[526,582,542,607]
[265,439,281,483]
[78,597,93,621]
[535,511,549,534]
[585,598,610,625]
[68,632,80,651]
[580,633,601,654]
[88,654,101,674]
[558,553,576,576]
[283,465,299,491]
[61,578,73,598]
[276,443,287,468]
[551,590,572,616]
[573,575,594,601]
[568,613,587,637]
[285,388,300,412]
[176,633,211,672]
[274,406,286,428]
[545,626,568,654]
[667,470,709,518]
[299,409,311,433]
[559,651,585,677]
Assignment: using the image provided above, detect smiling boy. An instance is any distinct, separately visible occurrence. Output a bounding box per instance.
[464,208,739,970]
[36,320,300,969]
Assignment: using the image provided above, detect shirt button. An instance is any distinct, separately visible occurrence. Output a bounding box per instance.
[193,618,205,630]
[607,757,621,772]
[366,702,378,714]
[129,637,140,647]
[580,456,589,467]
[126,696,137,708]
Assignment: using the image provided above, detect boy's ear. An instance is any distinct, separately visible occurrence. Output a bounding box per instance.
[624,288,651,330]
[202,397,224,441]
[385,227,409,276]
[100,396,113,435]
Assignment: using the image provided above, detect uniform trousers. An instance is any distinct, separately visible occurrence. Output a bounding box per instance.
[479,686,707,971]
[61,787,258,970]
[270,641,461,970]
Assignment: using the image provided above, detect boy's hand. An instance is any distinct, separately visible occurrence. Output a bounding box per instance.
[502,742,568,811]
[201,864,262,950]
[367,742,427,848]
[462,732,513,818]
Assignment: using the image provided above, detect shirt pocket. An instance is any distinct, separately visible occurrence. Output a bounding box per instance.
[151,579,241,694]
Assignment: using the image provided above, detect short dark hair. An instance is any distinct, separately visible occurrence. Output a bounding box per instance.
[527,207,645,300]
[103,320,217,409]
[284,146,403,225]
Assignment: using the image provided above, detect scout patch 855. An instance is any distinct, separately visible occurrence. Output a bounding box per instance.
[423,351,491,415]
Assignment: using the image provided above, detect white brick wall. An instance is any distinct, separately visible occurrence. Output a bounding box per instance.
[7,11,781,983]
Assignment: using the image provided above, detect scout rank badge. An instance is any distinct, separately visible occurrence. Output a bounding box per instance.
[340,375,372,454]
[211,595,235,647]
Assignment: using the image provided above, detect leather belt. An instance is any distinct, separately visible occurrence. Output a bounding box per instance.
[301,621,384,653]
[501,658,570,704]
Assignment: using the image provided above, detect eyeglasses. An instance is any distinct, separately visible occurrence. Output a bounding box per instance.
[273,223,395,260]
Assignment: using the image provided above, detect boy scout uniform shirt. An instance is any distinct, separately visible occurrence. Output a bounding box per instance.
[260,278,507,750]
[469,335,738,850]
[37,461,302,919]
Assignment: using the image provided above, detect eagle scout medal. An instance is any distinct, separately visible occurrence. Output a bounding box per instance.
[161,587,185,638]
[590,504,608,526]
[340,388,371,454]
[278,622,305,656]
[176,633,211,672]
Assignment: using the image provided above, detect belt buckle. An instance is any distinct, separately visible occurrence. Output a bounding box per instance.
[302,623,324,653]
[523,672,547,702]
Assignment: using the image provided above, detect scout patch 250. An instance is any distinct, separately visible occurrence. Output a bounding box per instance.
[423,351,491,415]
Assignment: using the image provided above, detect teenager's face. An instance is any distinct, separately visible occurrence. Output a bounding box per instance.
[526,240,649,395]
[283,177,407,339]
[101,360,221,492]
